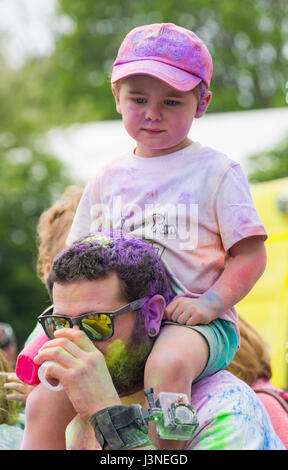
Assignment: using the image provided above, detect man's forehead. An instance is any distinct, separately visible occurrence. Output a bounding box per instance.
[52,275,126,315]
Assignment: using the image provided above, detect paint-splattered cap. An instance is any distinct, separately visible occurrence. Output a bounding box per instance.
[111,23,213,91]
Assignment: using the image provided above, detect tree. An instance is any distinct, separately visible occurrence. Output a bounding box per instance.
[0,147,73,348]
[0,53,74,347]
[248,136,288,183]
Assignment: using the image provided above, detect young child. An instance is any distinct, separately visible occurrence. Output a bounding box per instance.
[67,22,267,437]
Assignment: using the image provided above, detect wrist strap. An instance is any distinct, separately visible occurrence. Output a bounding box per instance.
[89,405,152,450]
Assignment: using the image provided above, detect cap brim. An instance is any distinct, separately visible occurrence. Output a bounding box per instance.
[111,59,202,92]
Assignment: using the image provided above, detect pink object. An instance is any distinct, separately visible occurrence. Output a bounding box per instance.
[111,23,213,92]
[253,379,288,449]
[15,331,50,385]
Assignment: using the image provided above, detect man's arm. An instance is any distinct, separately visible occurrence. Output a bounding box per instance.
[22,328,120,450]
[21,384,76,450]
[31,328,182,451]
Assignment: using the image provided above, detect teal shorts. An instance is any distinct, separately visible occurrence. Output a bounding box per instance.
[163,318,238,383]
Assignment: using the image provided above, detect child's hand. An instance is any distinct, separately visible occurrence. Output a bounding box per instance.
[164,296,214,326]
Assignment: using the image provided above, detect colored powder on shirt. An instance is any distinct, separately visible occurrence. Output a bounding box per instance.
[207,413,231,450]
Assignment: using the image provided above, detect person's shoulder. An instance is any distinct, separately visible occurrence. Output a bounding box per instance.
[193,369,250,397]
[196,143,239,172]
[88,152,132,184]
[104,152,132,170]
[191,370,279,431]
[191,369,257,415]
[188,371,285,449]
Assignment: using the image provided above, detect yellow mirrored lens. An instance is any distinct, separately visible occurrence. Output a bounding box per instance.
[45,317,70,337]
[82,314,112,339]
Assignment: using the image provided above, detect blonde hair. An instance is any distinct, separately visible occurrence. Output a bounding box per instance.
[36,185,83,282]
[226,316,272,386]
[0,350,19,425]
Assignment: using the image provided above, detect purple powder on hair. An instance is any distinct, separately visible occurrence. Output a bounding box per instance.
[47,229,171,304]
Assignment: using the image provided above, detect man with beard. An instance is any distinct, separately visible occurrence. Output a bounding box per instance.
[21,231,284,450]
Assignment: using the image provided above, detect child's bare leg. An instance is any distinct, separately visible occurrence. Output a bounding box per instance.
[144,324,209,450]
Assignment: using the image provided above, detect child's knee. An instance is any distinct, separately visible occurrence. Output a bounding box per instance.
[144,347,192,391]
[155,347,189,372]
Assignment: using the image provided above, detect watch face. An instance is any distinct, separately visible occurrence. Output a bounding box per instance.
[174,404,196,424]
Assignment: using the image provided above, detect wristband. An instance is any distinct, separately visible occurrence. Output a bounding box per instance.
[89,404,152,450]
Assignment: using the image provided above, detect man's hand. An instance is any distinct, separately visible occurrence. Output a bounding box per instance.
[34,328,121,421]
[164,296,217,326]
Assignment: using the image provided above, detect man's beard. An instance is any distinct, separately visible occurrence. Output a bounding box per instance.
[104,312,153,396]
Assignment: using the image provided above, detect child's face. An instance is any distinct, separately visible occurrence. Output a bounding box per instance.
[112,75,199,158]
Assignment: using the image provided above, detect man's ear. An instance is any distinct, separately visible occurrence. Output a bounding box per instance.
[144,295,166,338]
[111,85,122,115]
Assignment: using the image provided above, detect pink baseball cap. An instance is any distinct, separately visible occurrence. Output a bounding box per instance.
[111,23,213,92]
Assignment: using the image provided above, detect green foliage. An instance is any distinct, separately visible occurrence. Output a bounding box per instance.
[0,55,73,347]
[248,137,288,183]
[0,144,73,347]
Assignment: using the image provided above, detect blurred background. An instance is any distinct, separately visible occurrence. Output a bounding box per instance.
[0,0,287,386]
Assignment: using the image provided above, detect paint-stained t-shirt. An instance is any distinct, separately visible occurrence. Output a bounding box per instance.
[185,370,285,450]
[67,142,268,342]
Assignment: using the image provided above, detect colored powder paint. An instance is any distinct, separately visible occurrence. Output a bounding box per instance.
[210,413,231,450]
[197,413,232,450]
[105,339,127,368]
[81,235,111,246]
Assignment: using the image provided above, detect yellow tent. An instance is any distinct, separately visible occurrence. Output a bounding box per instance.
[237,177,288,388]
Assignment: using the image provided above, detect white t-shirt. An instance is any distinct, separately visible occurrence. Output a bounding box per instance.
[67,142,267,340]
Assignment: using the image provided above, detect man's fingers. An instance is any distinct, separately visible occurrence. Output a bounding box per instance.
[34,341,83,367]
[35,330,96,365]
[54,327,96,352]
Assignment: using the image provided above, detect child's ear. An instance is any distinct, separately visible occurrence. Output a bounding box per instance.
[195,90,212,118]
[111,85,122,115]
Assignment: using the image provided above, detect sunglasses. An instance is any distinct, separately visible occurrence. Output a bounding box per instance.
[37,298,148,341]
